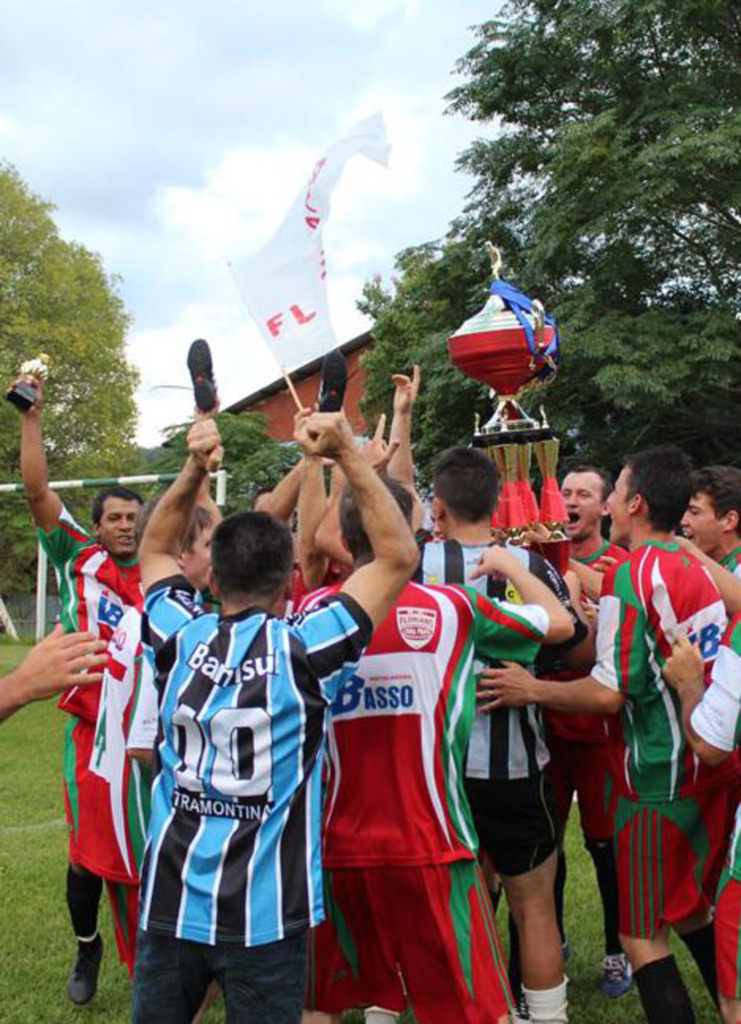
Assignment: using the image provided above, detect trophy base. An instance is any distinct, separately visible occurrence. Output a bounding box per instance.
[5,381,39,412]
[472,396,554,448]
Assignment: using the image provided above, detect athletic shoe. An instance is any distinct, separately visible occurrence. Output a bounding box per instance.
[67,937,104,1005]
[602,952,632,998]
[317,349,347,412]
[187,338,218,413]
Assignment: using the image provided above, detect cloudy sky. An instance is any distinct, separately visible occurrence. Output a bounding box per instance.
[0,0,499,446]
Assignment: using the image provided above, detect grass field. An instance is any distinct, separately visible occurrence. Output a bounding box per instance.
[0,641,721,1022]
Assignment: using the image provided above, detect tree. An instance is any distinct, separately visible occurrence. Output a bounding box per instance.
[361,0,741,478]
[0,163,139,595]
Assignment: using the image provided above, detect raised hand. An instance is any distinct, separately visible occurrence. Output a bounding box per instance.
[186,418,223,473]
[391,365,421,416]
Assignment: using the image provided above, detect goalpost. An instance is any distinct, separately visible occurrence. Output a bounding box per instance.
[0,470,228,640]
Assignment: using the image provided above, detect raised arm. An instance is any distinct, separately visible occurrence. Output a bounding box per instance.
[294,411,418,628]
[139,419,223,592]
[472,547,574,644]
[296,451,330,591]
[255,462,302,522]
[15,375,63,532]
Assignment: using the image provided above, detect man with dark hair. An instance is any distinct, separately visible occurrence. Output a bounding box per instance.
[12,371,143,1005]
[131,410,418,1024]
[303,474,574,1024]
[415,446,592,1023]
[549,467,630,996]
[484,446,738,1024]
[682,466,741,578]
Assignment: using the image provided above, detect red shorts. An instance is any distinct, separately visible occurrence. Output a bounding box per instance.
[62,716,135,884]
[307,862,511,1023]
[614,782,737,939]
[547,735,615,840]
[105,880,139,976]
[715,868,741,1000]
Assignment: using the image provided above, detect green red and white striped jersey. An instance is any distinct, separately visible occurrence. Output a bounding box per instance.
[721,546,741,580]
[38,505,142,723]
[690,615,741,878]
[593,541,732,803]
[302,581,547,867]
[90,606,151,882]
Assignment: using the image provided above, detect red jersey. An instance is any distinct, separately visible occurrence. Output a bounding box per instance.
[301,581,547,868]
[546,540,628,745]
[38,505,142,723]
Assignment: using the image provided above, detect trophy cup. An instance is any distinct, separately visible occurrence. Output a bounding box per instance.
[448,246,570,572]
[5,354,50,412]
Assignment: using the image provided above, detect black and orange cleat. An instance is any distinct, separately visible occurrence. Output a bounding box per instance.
[187,338,218,413]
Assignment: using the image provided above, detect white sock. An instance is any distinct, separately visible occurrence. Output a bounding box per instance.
[522,978,568,1023]
[364,1008,399,1024]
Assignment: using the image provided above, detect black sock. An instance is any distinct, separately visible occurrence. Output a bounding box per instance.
[66,865,103,952]
[634,956,695,1024]
[679,922,718,1007]
[554,848,567,944]
[507,911,522,1003]
[585,837,621,956]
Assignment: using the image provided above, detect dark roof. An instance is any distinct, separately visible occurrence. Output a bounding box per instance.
[225,330,373,415]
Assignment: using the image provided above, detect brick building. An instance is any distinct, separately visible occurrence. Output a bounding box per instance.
[225,331,372,441]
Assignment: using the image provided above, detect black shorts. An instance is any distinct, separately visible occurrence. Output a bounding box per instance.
[465,771,560,877]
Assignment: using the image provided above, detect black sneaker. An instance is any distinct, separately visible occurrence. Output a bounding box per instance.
[317,350,347,412]
[187,338,218,413]
[67,938,103,1006]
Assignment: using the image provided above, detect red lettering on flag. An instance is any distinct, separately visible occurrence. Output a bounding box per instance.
[290,304,316,325]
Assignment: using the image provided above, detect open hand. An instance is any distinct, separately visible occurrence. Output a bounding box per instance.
[361,414,400,472]
[391,365,421,416]
[476,662,539,711]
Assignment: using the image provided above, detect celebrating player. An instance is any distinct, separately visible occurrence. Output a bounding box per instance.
[415,446,590,1022]
[548,467,630,996]
[13,371,143,1005]
[131,411,417,1024]
[302,473,573,1024]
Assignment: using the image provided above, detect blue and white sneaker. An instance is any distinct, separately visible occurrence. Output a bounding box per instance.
[602,952,632,997]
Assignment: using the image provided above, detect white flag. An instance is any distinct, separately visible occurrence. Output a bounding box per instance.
[232,112,390,370]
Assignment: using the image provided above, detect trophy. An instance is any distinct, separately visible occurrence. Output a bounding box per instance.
[448,246,570,572]
[5,354,50,412]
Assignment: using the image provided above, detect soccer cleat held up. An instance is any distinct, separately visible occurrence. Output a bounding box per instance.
[187,338,218,413]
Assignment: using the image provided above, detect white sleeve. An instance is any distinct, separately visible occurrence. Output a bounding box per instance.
[690,644,741,753]
[126,656,158,751]
[591,594,622,691]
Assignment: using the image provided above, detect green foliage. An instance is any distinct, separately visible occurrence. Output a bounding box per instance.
[151,413,299,514]
[0,164,140,595]
[361,0,741,477]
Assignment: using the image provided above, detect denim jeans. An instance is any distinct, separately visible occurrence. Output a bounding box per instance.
[131,927,308,1024]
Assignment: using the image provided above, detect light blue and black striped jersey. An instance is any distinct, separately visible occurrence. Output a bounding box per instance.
[139,574,371,947]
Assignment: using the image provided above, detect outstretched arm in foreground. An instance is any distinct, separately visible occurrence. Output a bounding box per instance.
[295,411,418,628]
[476,661,625,716]
[140,419,223,592]
[0,626,107,723]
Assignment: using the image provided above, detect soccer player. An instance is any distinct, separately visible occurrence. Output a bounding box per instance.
[482,446,738,1024]
[549,467,630,996]
[13,371,143,1005]
[132,410,418,1024]
[415,447,591,1022]
[663,616,741,1024]
[682,466,741,578]
[302,475,574,1024]
[0,626,106,722]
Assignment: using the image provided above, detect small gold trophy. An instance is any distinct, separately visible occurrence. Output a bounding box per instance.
[6,354,50,412]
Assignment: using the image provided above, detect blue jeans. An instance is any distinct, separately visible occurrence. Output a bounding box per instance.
[131,927,307,1024]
